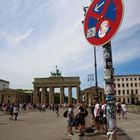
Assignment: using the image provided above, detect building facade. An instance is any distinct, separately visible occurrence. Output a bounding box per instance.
[0,89,33,104]
[114,74,140,104]
[0,79,9,90]
[81,86,104,106]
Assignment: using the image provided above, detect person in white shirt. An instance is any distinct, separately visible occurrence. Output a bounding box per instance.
[13,105,19,120]
[121,101,127,119]
[93,99,100,134]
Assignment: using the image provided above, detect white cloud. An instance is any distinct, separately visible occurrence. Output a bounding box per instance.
[13,29,34,44]
[0,28,34,48]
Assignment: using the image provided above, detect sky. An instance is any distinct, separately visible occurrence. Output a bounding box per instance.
[0,0,140,93]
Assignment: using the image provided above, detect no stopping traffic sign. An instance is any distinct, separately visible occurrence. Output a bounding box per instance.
[84,0,124,46]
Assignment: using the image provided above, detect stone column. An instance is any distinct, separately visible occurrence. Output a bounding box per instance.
[52,92,54,104]
[76,86,80,104]
[37,88,40,104]
[68,86,72,105]
[85,93,88,104]
[41,87,46,103]
[33,86,36,104]
[33,87,39,104]
[0,94,1,103]
[88,94,92,106]
[49,87,54,106]
[60,87,64,105]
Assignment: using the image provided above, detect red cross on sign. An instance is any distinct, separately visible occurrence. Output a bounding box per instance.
[84,0,124,46]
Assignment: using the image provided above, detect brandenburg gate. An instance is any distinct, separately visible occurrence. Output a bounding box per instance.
[32,68,81,105]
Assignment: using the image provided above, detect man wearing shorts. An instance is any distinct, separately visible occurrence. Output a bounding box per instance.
[93,99,100,134]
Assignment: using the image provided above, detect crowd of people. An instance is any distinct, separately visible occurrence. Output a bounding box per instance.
[65,98,128,137]
[65,99,107,137]
[0,99,127,137]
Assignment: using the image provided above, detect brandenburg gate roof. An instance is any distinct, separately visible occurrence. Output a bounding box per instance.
[33,76,80,87]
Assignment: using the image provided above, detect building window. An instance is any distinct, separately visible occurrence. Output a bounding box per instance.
[123,98,125,103]
[118,90,121,95]
[122,78,124,81]
[131,83,133,87]
[135,83,137,87]
[134,78,137,81]
[117,78,120,81]
[118,83,120,88]
[136,97,139,103]
[131,90,133,95]
[126,83,129,87]
[123,90,125,95]
[114,90,116,95]
[130,78,132,81]
[135,89,138,94]
[127,98,130,103]
[127,90,129,95]
[126,78,128,81]
[122,83,124,87]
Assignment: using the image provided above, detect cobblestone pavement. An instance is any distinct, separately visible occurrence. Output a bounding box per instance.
[0,110,139,140]
[116,112,140,140]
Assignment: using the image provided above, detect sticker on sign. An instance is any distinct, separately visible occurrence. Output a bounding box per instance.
[86,27,96,38]
[98,20,110,38]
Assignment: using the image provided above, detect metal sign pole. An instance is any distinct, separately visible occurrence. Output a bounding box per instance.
[103,42,117,140]
[94,46,98,99]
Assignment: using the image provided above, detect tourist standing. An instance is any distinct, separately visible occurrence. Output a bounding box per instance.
[100,100,107,134]
[77,102,86,136]
[90,103,95,126]
[116,99,122,119]
[67,104,74,136]
[93,99,100,134]
[55,104,59,117]
[121,101,127,119]
[9,104,14,120]
[13,105,19,120]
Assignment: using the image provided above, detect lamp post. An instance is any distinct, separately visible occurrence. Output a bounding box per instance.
[87,74,94,87]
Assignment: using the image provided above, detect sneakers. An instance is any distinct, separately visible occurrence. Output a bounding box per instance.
[69,133,74,137]
[79,133,85,136]
[94,130,100,134]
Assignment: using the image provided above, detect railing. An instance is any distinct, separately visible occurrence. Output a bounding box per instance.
[126,105,140,112]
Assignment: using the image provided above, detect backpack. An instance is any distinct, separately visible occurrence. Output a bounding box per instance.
[100,104,106,117]
[117,103,121,109]
[63,110,68,118]
[90,106,94,115]
[84,110,88,117]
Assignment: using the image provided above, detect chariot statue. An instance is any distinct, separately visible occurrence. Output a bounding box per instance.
[51,65,62,77]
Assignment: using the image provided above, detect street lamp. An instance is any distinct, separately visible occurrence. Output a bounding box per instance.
[87,74,94,87]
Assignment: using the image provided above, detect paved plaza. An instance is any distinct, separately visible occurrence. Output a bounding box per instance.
[0,109,140,140]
